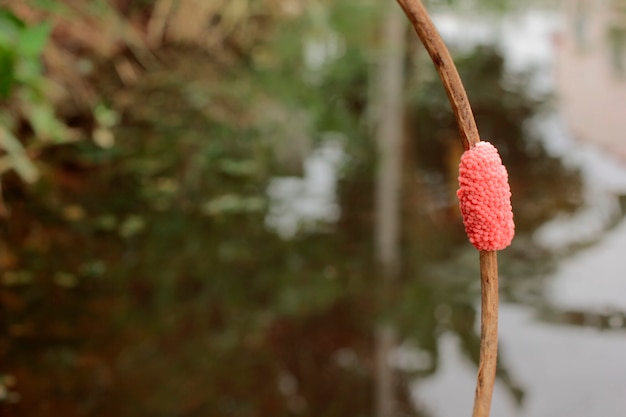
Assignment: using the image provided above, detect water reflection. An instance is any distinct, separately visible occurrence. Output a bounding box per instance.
[415,4,626,416]
[266,138,344,238]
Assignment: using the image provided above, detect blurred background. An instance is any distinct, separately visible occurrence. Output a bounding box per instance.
[1,0,626,416]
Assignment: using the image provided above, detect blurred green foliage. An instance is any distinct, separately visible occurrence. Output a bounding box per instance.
[0,9,50,98]
[0,9,52,183]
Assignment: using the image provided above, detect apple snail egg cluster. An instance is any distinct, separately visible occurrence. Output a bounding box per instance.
[457,141,514,251]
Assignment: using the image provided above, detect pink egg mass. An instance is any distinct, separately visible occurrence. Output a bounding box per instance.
[457,141,514,251]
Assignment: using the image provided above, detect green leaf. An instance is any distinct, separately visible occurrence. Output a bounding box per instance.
[218,159,258,177]
[23,101,70,143]
[17,23,51,57]
[53,272,78,288]
[0,46,15,97]
[203,194,266,215]
[119,215,146,238]
[15,55,43,83]
[94,103,119,127]
[0,126,39,183]
[0,10,25,43]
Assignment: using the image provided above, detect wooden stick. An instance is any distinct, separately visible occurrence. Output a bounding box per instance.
[474,250,499,417]
[395,1,499,416]
[395,0,479,151]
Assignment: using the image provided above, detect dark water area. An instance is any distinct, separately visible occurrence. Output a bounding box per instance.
[2,5,626,417]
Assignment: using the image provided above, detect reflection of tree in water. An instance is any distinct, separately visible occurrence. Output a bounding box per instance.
[388,45,581,410]
[1,27,584,417]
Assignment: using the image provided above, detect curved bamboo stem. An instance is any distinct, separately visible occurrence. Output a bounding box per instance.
[395,0,479,151]
[395,1,499,416]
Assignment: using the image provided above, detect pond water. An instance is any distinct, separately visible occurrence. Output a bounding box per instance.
[268,5,626,416]
[3,3,626,417]
[412,6,626,416]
